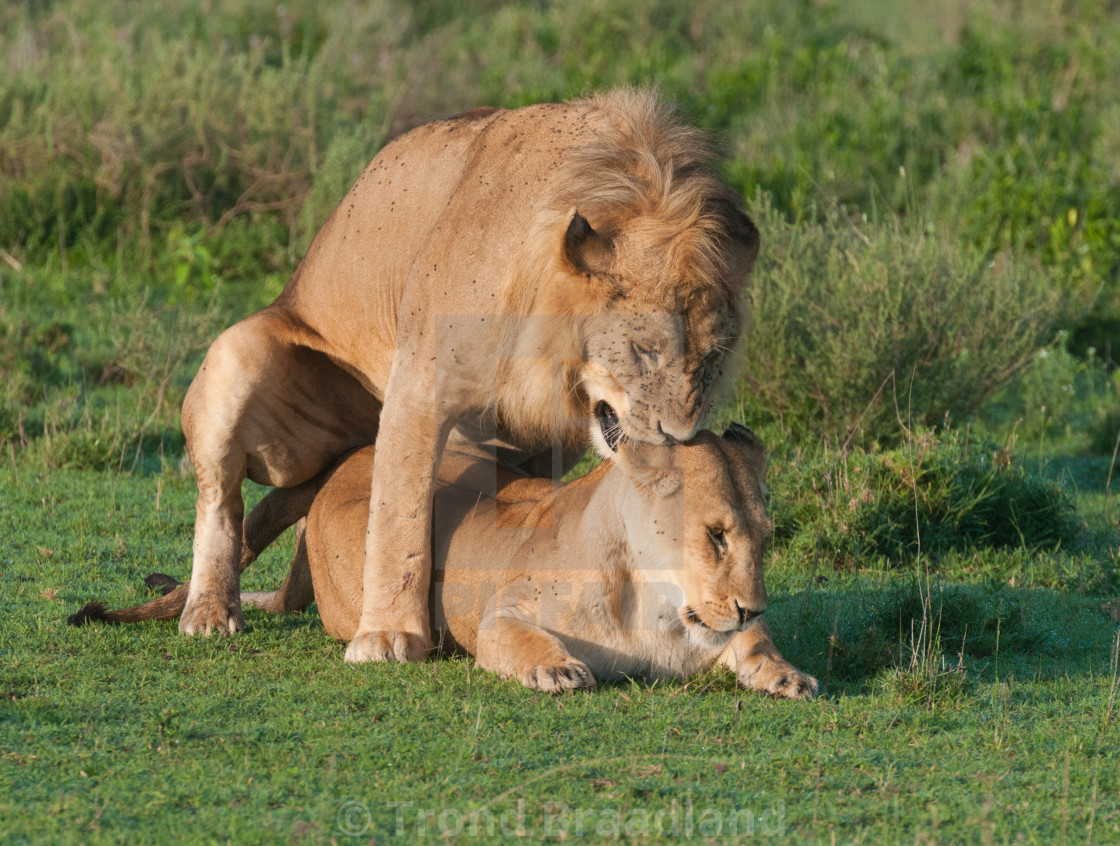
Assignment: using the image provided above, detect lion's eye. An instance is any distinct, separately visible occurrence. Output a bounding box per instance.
[698,349,722,390]
[631,342,660,370]
[707,526,727,554]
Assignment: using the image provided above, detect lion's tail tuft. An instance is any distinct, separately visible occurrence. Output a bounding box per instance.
[67,601,117,626]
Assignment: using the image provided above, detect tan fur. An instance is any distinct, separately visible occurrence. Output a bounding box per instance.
[95,428,814,698]
[175,89,760,666]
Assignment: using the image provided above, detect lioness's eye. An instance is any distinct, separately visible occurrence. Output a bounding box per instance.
[707,526,727,554]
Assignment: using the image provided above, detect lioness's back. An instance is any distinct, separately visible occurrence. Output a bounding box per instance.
[303,449,373,641]
[305,445,563,643]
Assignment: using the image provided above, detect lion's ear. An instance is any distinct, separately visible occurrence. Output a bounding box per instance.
[563,210,613,277]
[722,422,761,449]
[731,208,760,271]
[722,423,766,479]
[706,197,760,278]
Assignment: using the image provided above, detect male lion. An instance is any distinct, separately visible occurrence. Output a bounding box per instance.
[177,89,760,666]
[73,424,816,699]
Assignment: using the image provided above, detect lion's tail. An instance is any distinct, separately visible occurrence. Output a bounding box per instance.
[67,471,325,627]
[67,573,188,625]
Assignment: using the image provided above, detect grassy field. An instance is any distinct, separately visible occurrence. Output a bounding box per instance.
[2,466,1118,842]
[2,0,1120,842]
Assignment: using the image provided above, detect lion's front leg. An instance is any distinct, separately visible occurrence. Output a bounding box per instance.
[342,463,437,662]
[718,619,818,700]
[475,586,596,693]
[344,352,452,664]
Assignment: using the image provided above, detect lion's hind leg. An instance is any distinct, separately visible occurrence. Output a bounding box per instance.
[69,475,320,628]
[240,519,315,614]
[178,308,380,637]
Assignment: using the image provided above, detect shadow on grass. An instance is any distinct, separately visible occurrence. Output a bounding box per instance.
[768,578,1120,698]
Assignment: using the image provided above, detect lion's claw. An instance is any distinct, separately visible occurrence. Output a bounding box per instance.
[345,630,430,663]
[745,663,818,700]
[179,593,244,636]
[770,669,818,700]
[524,658,596,693]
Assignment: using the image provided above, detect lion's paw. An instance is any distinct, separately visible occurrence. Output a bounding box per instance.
[524,658,596,693]
[179,593,244,636]
[345,630,430,664]
[744,662,818,700]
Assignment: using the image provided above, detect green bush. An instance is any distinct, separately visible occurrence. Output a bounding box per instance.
[735,197,1057,445]
[0,2,325,258]
[932,18,1120,348]
[981,331,1120,454]
[0,270,223,463]
[5,1,1119,312]
[779,577,1035,696]
[2,0,1118,467]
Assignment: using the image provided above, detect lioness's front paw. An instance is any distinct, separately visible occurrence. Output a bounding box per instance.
[345,630,430,664]
[179,593,244,636]
[523,658,596,693]
[743,662,818,700]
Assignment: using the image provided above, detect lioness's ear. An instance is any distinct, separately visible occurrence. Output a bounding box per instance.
[563,210,612,277]
[616,440,681,497]
[722,422,761,449]
[722,423,766,479]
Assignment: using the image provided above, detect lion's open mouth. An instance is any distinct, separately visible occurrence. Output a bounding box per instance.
[595,401,625,452]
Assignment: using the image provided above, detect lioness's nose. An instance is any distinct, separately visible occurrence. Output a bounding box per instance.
[735,600,765,625]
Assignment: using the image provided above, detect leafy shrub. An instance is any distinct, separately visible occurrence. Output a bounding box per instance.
[2,0,1119,471]
[982,331,1120,454]
[735,196,1057,446]
[869,583,1050,658]
[1089,406,1120,457]
[0,273,223,467]
[784,578,1053,701]
[31,412,183,473]
[0,3,325,257]
[933,19,1120,347]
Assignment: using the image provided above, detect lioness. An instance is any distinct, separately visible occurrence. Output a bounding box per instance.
[177,89,760,665]
[73,425,816,699]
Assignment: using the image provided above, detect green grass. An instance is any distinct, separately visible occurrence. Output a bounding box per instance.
[2,462,1119,843]
[3,0,1120,841]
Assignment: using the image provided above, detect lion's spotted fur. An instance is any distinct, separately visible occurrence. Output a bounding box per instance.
[175,89,760,662]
